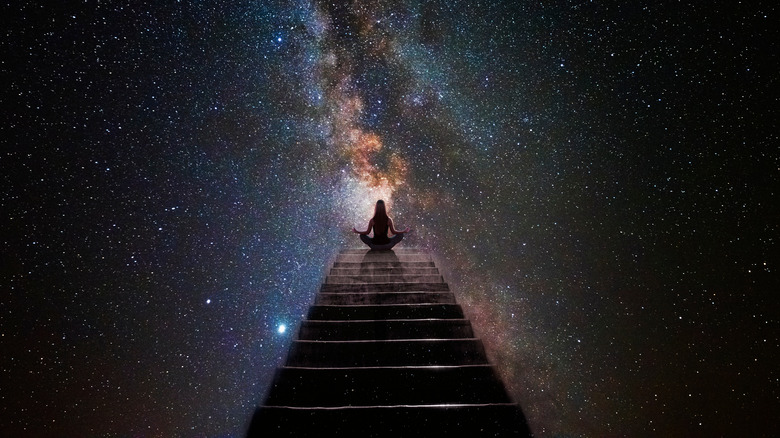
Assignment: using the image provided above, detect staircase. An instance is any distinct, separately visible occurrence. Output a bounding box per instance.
[247,248,532,437]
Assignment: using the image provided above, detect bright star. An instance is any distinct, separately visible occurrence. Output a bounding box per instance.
[278,324,286,334]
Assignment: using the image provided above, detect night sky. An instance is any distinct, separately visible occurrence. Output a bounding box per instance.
[3,1,778,437]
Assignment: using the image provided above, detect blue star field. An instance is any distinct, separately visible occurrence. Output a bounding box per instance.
[2,1,778,436]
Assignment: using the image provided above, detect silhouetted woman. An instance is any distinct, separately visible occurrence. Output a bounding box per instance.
[352,200,410,250]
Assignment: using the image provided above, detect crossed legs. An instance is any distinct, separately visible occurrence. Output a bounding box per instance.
[359,233,404,250]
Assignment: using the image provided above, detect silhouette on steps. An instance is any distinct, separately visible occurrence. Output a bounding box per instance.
[247,248,532,437]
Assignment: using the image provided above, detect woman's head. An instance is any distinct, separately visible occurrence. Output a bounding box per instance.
[373,199,387,219]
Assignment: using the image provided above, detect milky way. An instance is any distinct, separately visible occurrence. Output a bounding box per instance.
[3,1,777,437]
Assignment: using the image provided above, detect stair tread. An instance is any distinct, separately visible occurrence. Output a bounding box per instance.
[325,274,445,284]
[300,320,471,326]
[332,261,435,266]
[330,267,440,274]
[248,404,532,437]
[264,364,512,406]
[263,403,519,409]
[281,364,491,369]
[298,318,474,340]
[308,303,464,320]
[340,248,429,253]
[321,282,449,292]
[315,292,456,305]
[286,338,488,367]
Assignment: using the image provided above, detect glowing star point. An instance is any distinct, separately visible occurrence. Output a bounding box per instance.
[277,324,286,334]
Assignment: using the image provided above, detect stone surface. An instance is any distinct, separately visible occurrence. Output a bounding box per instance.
[324,273,445,284]
[285,338,489,367]
[247,249,532,437]
[314,291,457,305]
[264,365,513,406]
[248,405,530,438]
[298,318,474,340]
[307,303,465,320]
[320,282,450,292]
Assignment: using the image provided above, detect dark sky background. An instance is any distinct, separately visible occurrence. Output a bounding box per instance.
[2,1,778,437]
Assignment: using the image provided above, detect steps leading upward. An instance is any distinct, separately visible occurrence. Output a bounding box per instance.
[247,248,532,437]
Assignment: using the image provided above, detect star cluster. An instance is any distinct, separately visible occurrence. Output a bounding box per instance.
[2,1,777,437]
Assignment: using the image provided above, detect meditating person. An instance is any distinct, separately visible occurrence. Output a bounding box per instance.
[351,199,410,250]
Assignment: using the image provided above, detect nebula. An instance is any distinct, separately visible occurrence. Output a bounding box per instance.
[313,1,409,221]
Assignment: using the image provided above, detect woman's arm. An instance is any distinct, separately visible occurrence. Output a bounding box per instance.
[388,218,410,235]
[352,219,374,235]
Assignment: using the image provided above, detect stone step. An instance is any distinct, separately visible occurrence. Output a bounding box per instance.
[264,365,512,406]
[298,319,474,340]
[335,253,433,263]
[332,261,436,269]
[307,304,464,321]
[247,404,532,437]
[340,248,428,254]
[286,338,489,367]
[321,282,449,293]
[315,291,456,306]
[324,274,445,284]
[330,267,440,276]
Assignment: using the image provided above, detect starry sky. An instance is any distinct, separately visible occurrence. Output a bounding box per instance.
[2,1,778,437]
